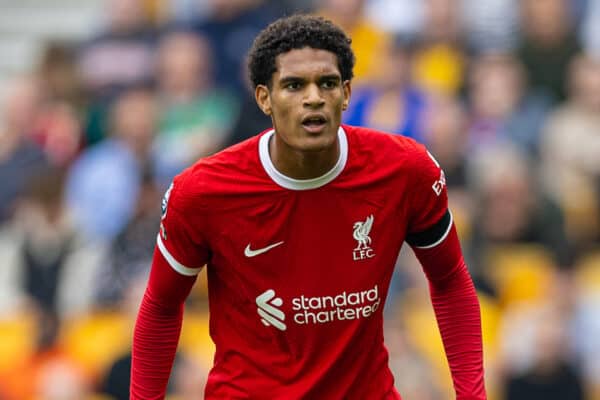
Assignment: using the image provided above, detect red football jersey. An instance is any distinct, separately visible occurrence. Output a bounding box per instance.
[157,125,450,399]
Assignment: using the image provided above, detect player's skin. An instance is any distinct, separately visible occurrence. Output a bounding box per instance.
[255,47,351,179]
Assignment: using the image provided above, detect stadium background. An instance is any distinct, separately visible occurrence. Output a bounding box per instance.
[0,0,599,398]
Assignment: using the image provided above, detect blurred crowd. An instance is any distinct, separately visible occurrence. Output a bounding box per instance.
[0,0,599,399]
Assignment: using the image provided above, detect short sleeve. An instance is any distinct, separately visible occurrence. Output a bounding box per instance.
[156,177,210,276]
[404,146,453,249]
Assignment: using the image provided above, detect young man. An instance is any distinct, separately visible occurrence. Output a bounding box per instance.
[131,15,486,399]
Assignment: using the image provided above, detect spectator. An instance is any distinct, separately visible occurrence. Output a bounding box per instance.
[153,29,239,185]
[422,94,472,240]
[516,0,581,103]
[0,76,49,224]
[502,302,585,400]
[94,170,161,307]
[411,0,466,95]
[223,82,272,147]
[66,86,158,243]
[16,170,73,316]
[466,52,552,156]
[77,0,155,98]
[317,0,392,83]
[343,36,428,142]
[364,0,424,37]
[422,94,469,192]
[465,143,573,283]
[461,0,520,53]
[193,0,289,95]
[77,0,157,144]
[540,53,600,249]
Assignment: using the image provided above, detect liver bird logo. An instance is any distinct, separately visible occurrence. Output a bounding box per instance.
[353,214,374,250]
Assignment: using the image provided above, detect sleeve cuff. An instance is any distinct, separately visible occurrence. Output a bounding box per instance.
[156,234,203,276]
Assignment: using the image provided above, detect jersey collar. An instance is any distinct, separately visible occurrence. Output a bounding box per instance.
[258,127,348,190]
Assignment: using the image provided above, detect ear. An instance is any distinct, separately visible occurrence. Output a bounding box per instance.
[342,80,351,111]
[255,84,272,116]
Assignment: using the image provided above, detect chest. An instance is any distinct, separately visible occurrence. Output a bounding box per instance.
[207,189,406,297]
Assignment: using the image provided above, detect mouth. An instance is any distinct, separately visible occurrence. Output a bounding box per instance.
[301,114,328,134]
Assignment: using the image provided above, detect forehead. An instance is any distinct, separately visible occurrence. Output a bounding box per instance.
[274,47,340,79]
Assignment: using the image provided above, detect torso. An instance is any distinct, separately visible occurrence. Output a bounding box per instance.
[163,125,444,399]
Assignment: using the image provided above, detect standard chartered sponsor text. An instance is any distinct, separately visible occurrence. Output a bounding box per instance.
[291,285,380,324]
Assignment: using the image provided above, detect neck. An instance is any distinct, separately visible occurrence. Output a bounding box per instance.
[269,134,340,180]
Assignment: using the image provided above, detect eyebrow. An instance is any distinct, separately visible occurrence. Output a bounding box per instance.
[279,76,304,85]
[319,74,342,82]
[278,74,342,85]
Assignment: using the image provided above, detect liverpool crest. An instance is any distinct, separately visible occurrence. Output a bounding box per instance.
[353,214,375,260]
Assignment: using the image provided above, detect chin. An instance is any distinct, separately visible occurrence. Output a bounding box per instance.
[296,133,337,152]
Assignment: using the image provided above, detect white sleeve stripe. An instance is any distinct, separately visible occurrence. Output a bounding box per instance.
[413,211,453,249]
[156,234,202,276]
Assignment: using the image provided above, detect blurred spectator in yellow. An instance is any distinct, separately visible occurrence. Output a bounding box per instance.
[317,0,391,83]
[411,0,466,95]
[153,29,239,185]
[540,53,600,249]
[0,75,49,224]
[343,36,428,143]
[517,0,581,103]
[466,53,552,156]
[66,86,157,243]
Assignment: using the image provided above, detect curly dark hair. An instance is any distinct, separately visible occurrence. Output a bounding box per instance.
[247,14,355,89]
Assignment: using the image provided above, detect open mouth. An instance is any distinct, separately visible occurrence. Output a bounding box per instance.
[301,114,327,133]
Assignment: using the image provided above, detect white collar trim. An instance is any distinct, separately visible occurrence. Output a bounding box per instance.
[259,127,348,190]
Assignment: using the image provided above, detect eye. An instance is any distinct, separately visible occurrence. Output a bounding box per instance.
[321,80,338,89]
[285,81,301,91]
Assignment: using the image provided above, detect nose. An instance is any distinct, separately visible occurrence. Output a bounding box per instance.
[303,83,325,108]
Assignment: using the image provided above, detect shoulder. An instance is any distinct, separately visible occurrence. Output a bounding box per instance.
[168,133,265,208]
[344,124,429,166]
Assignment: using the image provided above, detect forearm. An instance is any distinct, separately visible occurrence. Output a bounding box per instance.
[130,248,197,400]
[131,292,184,399]
[412,225,486,399]
[429,260,485,399]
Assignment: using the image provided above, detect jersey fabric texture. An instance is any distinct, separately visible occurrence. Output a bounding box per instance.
[131,125,485,399]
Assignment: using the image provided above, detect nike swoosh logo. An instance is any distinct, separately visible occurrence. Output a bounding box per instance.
[244,241,284,257]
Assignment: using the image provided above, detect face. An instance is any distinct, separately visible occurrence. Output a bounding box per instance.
[255,47,351,153]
